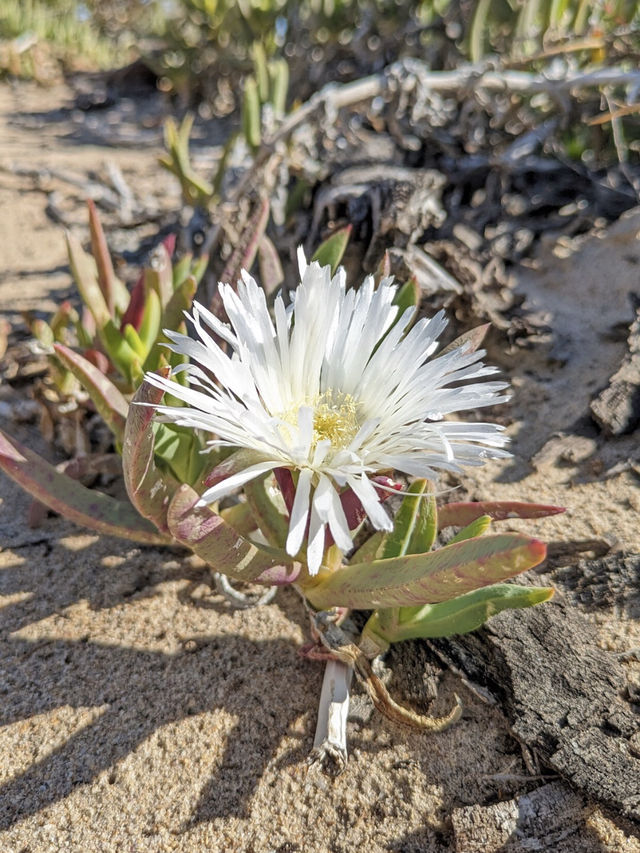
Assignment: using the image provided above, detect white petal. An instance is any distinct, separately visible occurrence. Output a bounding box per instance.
[314,475,353,552]
[346,475,393,532]
[198,461,279,505]
[286,468,312,556]
[306,499,326,576]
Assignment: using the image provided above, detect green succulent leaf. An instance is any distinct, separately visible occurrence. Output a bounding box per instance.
[448,514,492,544]
[268,58,289,114]
[53,343,128,444]
[392,277,419,324]
[364,584,555,648]
[380,479,437,560]
[0,428,166,545]
[305,533,547,610]
[99,319,143,386]
[244,474,289,547]
[311,225,352,275]
[145,244,174,308]
[242,75,261,150]
[137,287,162,358]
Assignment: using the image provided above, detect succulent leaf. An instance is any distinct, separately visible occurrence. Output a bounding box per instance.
[364,584,555,648]
[0,428,166,545]
[122,373,180,532]
[438,501,565,530]
[167,484,288,582]
[53,343,128,443]
[448,514,492,544]
[65,230,110,327]
[437,323,491,358]
[380,479,436,560]
[242,75,261,150]
[311,225,351,274]
[244,474,289,547]
[305,533,547,610]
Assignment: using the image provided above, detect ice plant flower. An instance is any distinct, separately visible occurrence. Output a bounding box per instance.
[145,249,510,574]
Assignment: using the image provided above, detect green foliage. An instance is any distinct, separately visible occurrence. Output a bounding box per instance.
[355,481,555,653]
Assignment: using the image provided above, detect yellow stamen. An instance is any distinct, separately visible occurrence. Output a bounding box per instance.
[277,389,361,449]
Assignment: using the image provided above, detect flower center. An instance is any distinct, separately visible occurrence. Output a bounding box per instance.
[312,390,360,448]
[277,390,360,450]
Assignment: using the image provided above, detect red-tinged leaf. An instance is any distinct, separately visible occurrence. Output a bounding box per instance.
[437,324,491,358]
[305,533,547,610]
[162,232,177,257]
[0,428,166,545]
[65,230,110,327]
[201,449,268,491]
[438,501,566,530]
[53,344,128,443]
[167,484,288,582]
[257,235,284,295]
[83,349,110,374]
[256,563,301,585]
[122,372,179,533]
[120,272,146,332]
[375,250,391,283]
[87,199,116,314]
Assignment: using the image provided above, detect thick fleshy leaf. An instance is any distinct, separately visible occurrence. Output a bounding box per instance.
[244,475,289,547]
[305,533,546,610]
[167,484,288,582]
[145,243,173,308]
[242,75,261,150]
[448,514,492,544]
[122,373,179,532]
[380,479,436,560]
[437,324,490,358]
[0,428,166,545]
[137,287,161,356]
[438,501,565,530]
[364,584,554,647]
[53,344,128,443]
[392,277,419,325]
[87,199,115,314]
[201,448,270,491]
[99,319,143,386]
[220,501,255,538]
[161,275,197,336]
[65,230,110,327]
[120,272,145,332]
[350,531,384,564]
[311,225,351,274]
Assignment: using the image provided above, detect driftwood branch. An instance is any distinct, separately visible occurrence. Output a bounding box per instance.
[429,554,640,826]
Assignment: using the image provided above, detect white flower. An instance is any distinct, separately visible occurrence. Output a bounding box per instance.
[146,249,510,574]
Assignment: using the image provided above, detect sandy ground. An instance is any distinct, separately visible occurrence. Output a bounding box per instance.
[1,80,639,852]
